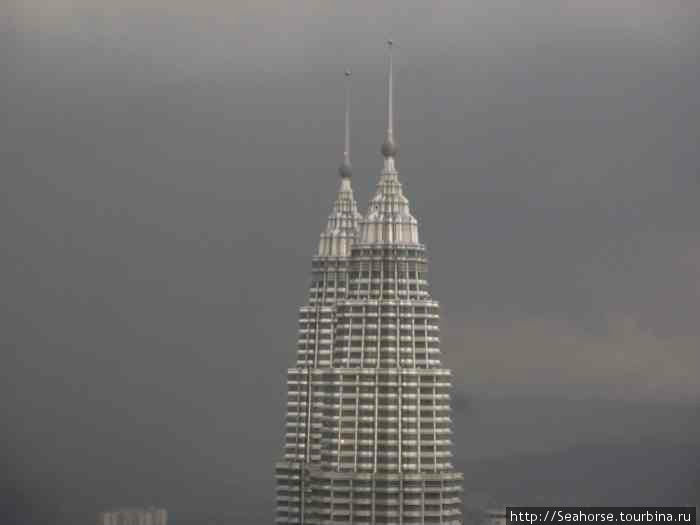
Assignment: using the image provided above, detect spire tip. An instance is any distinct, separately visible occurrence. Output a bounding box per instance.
[339,68,352,178]
[382,40,397,159]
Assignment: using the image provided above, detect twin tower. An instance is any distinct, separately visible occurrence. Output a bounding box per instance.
[274,42,464,525]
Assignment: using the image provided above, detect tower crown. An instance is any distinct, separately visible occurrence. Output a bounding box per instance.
[318,70,362,257]
[359,41,419,246]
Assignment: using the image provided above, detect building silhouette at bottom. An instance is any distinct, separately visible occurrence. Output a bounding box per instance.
[98,507,167,525]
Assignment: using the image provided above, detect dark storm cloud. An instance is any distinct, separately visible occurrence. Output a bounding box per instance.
[2,1,699,523]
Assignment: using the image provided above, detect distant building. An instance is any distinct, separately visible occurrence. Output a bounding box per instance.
[98,507,167,525]
[484,508,507,525]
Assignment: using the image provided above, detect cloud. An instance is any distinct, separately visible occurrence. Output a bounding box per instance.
[6,0,697,45]
[444,314,700,401]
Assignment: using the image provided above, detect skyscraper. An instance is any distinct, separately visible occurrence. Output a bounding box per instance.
[275,42,463,525]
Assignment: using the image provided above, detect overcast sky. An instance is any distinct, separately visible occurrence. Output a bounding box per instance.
[1,1,699,523]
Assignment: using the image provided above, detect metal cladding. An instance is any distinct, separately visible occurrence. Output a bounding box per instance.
[275,47,463,525]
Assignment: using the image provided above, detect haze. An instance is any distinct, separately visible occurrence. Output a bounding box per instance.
[2,1,699,523]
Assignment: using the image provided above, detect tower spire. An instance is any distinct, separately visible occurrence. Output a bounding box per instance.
[339,69,352,179]
[317,69,362,257]
[381,40,398,160]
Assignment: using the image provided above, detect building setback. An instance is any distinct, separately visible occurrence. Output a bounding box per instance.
[275,42,463,525]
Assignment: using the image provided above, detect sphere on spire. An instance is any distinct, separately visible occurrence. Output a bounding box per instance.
[381,136,397,158]
[339,159,352,178]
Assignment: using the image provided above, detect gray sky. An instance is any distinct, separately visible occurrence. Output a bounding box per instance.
[1,1,699,523]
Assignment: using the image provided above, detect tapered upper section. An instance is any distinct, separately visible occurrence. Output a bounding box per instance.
[318,70,362,257]
[359,41,419,247]
[317,178,361,257]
